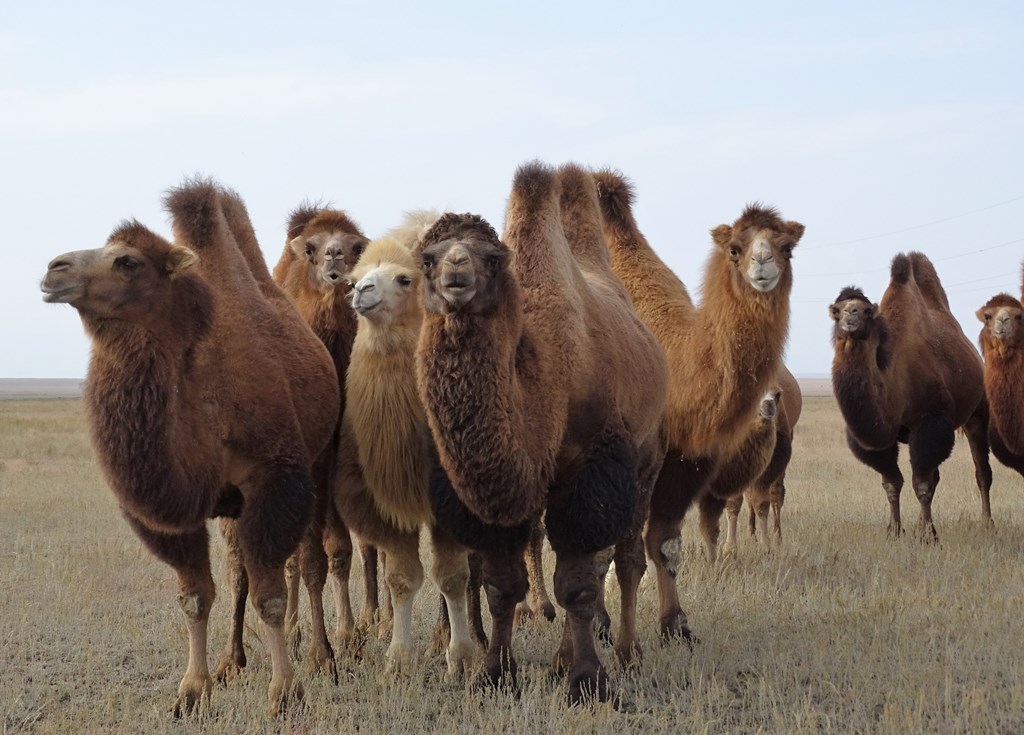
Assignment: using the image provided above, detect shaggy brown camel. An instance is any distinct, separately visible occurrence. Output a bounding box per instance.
[724,366,803,548]
[829,252,992,539]
[40,179,338,716]
[334,211,484,677]
[698,387,782,562]
[976,292,1024,479]
[416,162,667,704]
[594,171,802,640]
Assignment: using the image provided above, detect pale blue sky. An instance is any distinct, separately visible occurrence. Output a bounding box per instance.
[3,1,1022,377]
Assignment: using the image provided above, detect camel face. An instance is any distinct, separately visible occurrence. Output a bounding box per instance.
[289,230,367,291]
[829,296,877,338]
[711,206,804,294]
[758,387,782,421]
[42,235,198,321]
[977,296,1023,343]
[419,227,509,316]
[349,245,419,326]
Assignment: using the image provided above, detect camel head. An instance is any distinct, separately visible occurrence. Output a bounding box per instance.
[417,212,510,316]
[829,287,881,339]
[41,221,199,324]
[711,204,804,294]
[758,386,782,422]
[287,210,368,292]
[348,238,421,327]
[977,293,1024,349]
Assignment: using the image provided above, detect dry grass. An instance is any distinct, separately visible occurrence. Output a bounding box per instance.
[2,397,1023,734]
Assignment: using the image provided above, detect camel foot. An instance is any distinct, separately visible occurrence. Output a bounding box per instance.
[537,600,557,622]
[268,677,303,719]
[429,623,449,657]
[720,541,737,559]
[172,673,213,718]
[445,639,481,681]
[915,523,939,544]
[659,609,695,646]
[375,615,394,641]
[287,625,302,661]
[472,657,518,696]
[886,522,904,538]
[213,650,246,686]
[568,665,609,706]
[305,641,337,683]
[551,637,573,677]
[614,636,642,667]
[594,610,613,645]
[385,642,416,676]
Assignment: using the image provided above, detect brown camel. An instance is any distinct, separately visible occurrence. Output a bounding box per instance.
[415,161,668,704]
[723,366,803,548]
[829,252,992,539]
[334,211,485,677]
[40,179,338,716]
[594,171,802,640]
[976,292,1024,478]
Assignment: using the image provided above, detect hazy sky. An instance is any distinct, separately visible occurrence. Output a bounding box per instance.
[3,0,1022,378]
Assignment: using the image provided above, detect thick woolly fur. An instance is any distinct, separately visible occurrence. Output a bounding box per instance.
[830,252,989,534]
[416,163,667,533]
[43,178,340,713]
[977,292,1024,456]
[593,170,802,460]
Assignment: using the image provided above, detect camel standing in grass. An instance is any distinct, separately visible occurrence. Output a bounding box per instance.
[334,211,483,677]
[976,292,1024,479]
[416,162,667,704]
[594,171,801,640]
[40,180,337,716]
[724,366,803,548]
[829,252,992,539]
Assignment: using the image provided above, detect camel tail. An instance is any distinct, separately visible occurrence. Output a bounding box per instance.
[163,176,224,251]
[555,163,611,269]
[890,253,912,285]
[907,251,950,310]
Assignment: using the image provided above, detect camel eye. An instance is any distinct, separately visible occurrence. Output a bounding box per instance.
[304,243,315,258]
[486,255,501,270]
[984,314,991,321]
[728,246,741,260]
[396,275,412,287]
[353,243,364,257]
[421,254,434,270]
[782,244,794,259]
[115,255,140,272]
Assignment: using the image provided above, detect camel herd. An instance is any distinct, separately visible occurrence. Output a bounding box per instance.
[38,161,1021,717]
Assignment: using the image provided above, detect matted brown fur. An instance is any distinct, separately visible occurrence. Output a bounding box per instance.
[830,251,990,536]
[977,292,1024,456]
[41,178,339,715]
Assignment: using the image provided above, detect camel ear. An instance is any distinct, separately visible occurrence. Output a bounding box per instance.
[785,221,805,244]
[166,246,199,277]
[828,303,841,321]
[865,303,878,319]
[289,236,315,262]
[710,224,732,249]
[976,308,989,324]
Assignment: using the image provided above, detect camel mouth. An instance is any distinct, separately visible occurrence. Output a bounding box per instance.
[440,284,477,308]
[839,316,862,333]
[41,284,81,304]
[353,299,381,316]
[749,275,780,293]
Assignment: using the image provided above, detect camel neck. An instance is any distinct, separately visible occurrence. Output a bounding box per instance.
[832,330,896,449]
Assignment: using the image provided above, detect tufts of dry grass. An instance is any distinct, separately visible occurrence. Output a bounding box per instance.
[1,397,1023,734]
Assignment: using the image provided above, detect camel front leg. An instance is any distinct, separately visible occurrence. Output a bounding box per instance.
[430,527,480,679]
[612,530,646,666]
[381,532,424,675]
[847,433,905,537]
[553,550,607,705]
[123,515,216,717]
[475,547,528,693]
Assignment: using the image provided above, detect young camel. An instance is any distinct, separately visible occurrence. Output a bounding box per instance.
[976,293,1024,479]
[594,171,802,640]
[334,212,482,677]
[829,252,992,539]
[40,180,337,716]
[723,366,803,549]
[416,162,667,704]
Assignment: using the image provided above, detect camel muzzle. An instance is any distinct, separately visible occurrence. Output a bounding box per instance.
[41,252,86,304]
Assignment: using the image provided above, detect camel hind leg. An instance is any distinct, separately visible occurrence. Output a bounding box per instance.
[324,503,356,650]
[516,519,556,624]
[214,518,248,684]
[697,492,727,563]
[908,414,955,542]
[964,405,994,526]
[846,431,904,536]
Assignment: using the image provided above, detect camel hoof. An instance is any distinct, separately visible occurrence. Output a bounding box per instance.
[213,652,245,686]
[539,601,557,622]
[172,673,213,718]
[568,667,609,706]
[472,659,518,696]
[659,610,696,646]
[444,639,481,681]
[268,677,303,718]
[305,643,337,683]
[594,610,613,645]
[720,541,737,559]
[385,643,416,676]
[614,637,642,667]
[287,626,303,660]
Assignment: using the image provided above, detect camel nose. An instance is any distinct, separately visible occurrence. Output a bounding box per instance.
[48,257,72,272]
[356,281,375,293]
[447,253,469,267]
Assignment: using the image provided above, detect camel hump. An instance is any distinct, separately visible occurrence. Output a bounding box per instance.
[592,168,637,231]
[908,251,950,310]
[890,253,912,285]
[164,176,223,251]
[555,163,612,270]
[507,160,560,222]
[218,187,275,286]
[385,209,443,251]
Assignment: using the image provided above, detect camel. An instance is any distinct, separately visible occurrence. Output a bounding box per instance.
[593,171,802,640]
[415,162,668,704]
[723,366,803,548]
[976,292,1024,479]
[829,252,992,539]
[40,179,338,716]
[698,387,782,562]
[333,210,484,677]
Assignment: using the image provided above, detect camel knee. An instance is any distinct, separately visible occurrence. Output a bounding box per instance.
[385,566,424,601]
[177,590,213,623]
[257,596,288,628]
[913,481,935,506]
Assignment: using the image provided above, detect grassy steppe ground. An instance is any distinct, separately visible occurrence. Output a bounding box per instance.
[1,397,1023,734]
